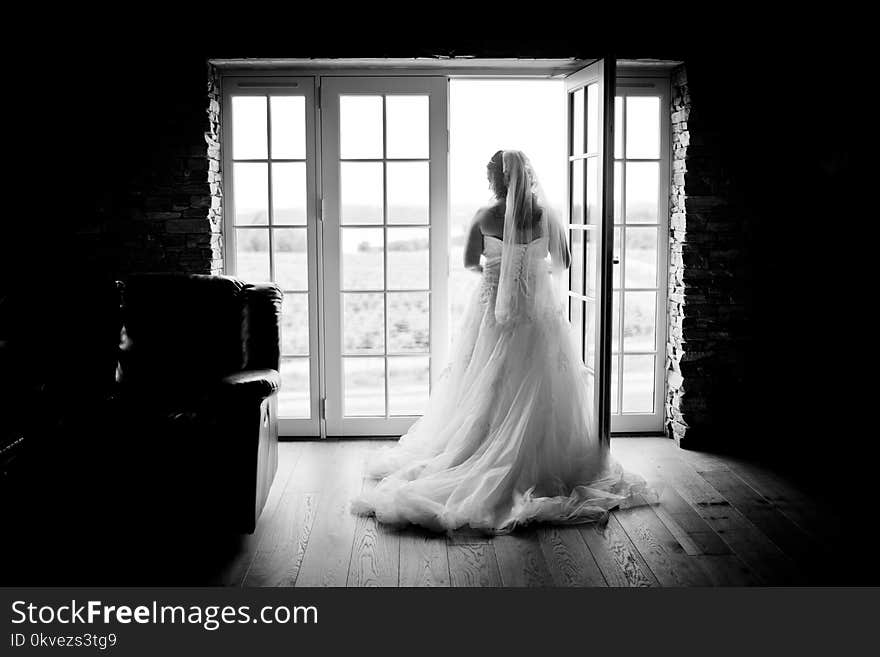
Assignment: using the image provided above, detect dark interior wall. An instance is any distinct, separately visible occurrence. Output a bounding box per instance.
[41,54,218,278]
[11,36,861,475]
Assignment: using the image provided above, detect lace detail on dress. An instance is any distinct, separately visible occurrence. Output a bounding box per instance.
[479,268,499,306]
[557,346,569,373]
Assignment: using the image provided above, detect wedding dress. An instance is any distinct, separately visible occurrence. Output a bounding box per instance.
[351,151,649,534]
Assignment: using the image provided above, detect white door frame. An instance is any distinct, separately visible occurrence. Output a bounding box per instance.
[219,63,671,439]
[221,76,322,436]
[320,76,449,437]
[564,58,616,446]
[610,75,671,434]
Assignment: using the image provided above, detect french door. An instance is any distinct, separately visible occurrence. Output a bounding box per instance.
[320,77,448,436]
[224,75,448,437]
[564,58,616,445]
[223,76,322,436]
[609,76,670,433]
[225,67,626,440]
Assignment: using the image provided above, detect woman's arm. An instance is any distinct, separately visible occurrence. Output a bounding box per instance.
[463,213,486,273]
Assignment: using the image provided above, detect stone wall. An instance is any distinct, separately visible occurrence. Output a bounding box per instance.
[665,65,689,443]
[205,66,224,275]
[131,62,222,274]
[61,56,221,279]
[665,63,753,448]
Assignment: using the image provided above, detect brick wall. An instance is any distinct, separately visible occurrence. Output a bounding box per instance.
[665,64,753,447]
[61,56,222,279]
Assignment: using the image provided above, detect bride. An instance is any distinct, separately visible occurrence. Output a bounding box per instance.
[352,150,648,534]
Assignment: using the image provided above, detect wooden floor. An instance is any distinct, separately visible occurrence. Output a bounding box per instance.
[211,438,845,587]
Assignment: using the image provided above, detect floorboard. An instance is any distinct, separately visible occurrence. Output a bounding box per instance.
[215,442,305,586]
[697,467,831,581]
[494,528,555,587]
[652,456,804,585]
[211,438,845,587]
[694,554,761,587]
[654,486,731,556]
[614,503,713,587]
[716,457,841,549]
[293,442,368,587]
[578,515,659,587]
[398,529,450,587]
[537,526,607,587]
[242,492,316,587]
[448,542,503,587]
[346,478,400,587]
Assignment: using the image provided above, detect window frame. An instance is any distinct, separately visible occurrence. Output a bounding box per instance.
[610,73,671,434]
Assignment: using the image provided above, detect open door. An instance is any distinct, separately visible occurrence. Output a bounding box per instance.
[564,57,616,445]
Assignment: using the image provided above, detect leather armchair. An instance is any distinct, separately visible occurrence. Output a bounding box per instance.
[116,274,282,534]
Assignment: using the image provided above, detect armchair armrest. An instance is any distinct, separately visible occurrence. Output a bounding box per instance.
[241,284,282,372]
[217,369,281,401]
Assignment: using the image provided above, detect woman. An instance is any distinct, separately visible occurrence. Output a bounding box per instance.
[352,150,647,534]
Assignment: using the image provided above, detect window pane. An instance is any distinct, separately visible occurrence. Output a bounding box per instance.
[270,96,306,159]
[610,355,619,415]
[341,162,383,224]
[341,228,383,290]
[625,226,658,289]
[624,291,656,351]
[586,83,598,153]
[387,227,429,290]
[585,227,598,298]
[344,357,385,417]
[569,229,584,295]
[584,299,596,370]
[625,162,659,224]
[235,228,269,282]
[340,96,383,159]
[389,356,429,415]
[613,226,621,289]
[626,96,660,159]
[343,293,384,355]
[232,96,267,160]
[622,354,654,413]
[387,162,429,224]
[614,161,622,222]
[612,290,621,353]
[388,292,429,353]
[569,298,584,363]
[274,228,308,291]
[386,95,429,159]
[586,157,598,225]
[614,96,623,159]
[233,163,268,225]
[571,88,584,156]
[584,368,594,413]
[271,162,306,225]
[279,357,310,418]
[570,159,584,225]
[281,293,309,355]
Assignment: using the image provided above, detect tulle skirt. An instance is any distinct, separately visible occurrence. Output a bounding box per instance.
[351,277,649,534]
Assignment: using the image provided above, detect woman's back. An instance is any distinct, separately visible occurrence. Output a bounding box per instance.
[479,200,543,244]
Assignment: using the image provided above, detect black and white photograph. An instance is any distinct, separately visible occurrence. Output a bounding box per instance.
[0,21,875,653]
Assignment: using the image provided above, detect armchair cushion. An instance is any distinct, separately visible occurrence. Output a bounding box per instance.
[217,369,281,401]
[119,274,247,388]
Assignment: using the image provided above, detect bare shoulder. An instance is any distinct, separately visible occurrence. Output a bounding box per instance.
[474,201,504,236]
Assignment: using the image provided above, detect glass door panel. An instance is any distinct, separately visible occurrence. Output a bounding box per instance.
[224,77,320,436]
[610,77,670,433]
[565,59,616,445]
[322,77,448,436]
